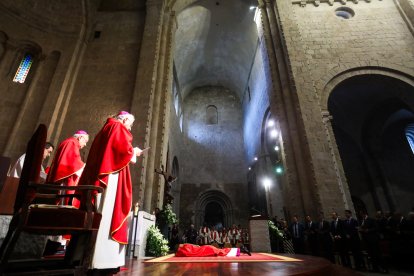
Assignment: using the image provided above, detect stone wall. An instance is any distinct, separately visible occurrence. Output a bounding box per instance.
[0,1,146,200]
[276,0,414,214]
[0,1,84,161]
[242,39,270,165]
[182,86,247,184]
[179,86,249,228]
[61,10,146,192]
[289,0,414,95]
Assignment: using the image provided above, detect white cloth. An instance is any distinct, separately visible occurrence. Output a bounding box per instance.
[8,153,46,181]
[226,248,239,257]
[211,230,221,244]
[91,150,137,269]
[74,164,85,177]
[8,154,26,178]
[91,172,126,269]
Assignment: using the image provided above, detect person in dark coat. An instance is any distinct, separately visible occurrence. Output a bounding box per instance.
[185,224,198,245]
[359,210,387,273]
[330,211,348,266]
[304,215,319,256]
[343,209,364,270]
[289,215,305,254]
[317,212,334,263]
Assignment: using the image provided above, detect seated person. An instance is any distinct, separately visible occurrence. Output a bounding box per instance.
[176,243,251,257]
[8,142,54,182]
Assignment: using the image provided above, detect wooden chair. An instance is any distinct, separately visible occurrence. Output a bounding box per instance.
[0,124,103,275]
[0,155,10,192]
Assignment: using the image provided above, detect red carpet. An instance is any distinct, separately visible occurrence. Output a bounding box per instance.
[145,253,302,263]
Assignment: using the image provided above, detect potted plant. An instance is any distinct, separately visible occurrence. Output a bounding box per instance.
[145,225,170,257]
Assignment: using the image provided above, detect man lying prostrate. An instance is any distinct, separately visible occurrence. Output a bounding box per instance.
[176,243,251,257]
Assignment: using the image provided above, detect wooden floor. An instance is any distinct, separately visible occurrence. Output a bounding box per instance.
[119,254,361,276]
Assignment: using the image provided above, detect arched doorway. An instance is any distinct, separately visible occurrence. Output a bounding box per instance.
[204,201,224,230]
[194,190,233,229]
[328,74,414,215]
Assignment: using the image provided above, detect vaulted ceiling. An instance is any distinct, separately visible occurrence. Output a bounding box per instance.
[174,0,259,101]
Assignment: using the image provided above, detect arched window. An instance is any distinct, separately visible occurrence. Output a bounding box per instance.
[173,82,179,116]
[13,53,33,84]
[179,112,183,132]
[206,105,218,125]
[405,123,414,154]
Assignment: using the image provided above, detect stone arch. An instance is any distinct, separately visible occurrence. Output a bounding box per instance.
[194,190,233,229]
[321,65,414,110]
[326,74,414,214]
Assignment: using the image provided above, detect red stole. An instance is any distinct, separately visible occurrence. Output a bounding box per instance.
[79,118,134,244]
[46,137,84,186]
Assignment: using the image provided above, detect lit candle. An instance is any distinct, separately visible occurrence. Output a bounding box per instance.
[134,202,139,216]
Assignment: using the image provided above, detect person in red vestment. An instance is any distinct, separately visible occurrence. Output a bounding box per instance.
[176,243,232,257]
[46,130,89,205]
[78,111,147,270]
[175,243,251,257]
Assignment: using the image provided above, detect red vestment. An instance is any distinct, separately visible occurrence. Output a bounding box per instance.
[78,118,134,244]
[175,244,231,257]
[47,137,84,204]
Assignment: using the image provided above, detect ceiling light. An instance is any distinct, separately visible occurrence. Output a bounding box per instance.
[263,178,272,189]
[267,120,275,127]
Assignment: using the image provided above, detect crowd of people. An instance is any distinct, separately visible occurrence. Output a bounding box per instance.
[167,208,414,272]
[168,223,250,251]
[271,209,414,273]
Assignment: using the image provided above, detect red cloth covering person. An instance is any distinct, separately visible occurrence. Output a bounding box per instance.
[176,244,232,257]
[46,130,89,205]
[78,111,146,270]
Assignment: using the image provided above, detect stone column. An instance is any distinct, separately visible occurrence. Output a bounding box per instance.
[130,0,165,212]
[151,12,177,210]
[257,0,311,217]
[265,0,355,216]
[321,110,354,212]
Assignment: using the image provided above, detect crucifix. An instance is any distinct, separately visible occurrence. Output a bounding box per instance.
[154,165,177,205]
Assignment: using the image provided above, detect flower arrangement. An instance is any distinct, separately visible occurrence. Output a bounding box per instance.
[268,220,285,252]
[160,204,178,225]
[268,220,284,239]
[145,225,170,257]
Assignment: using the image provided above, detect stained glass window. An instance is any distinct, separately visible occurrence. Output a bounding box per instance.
[405,123,414,154]
[13,54,33,83]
